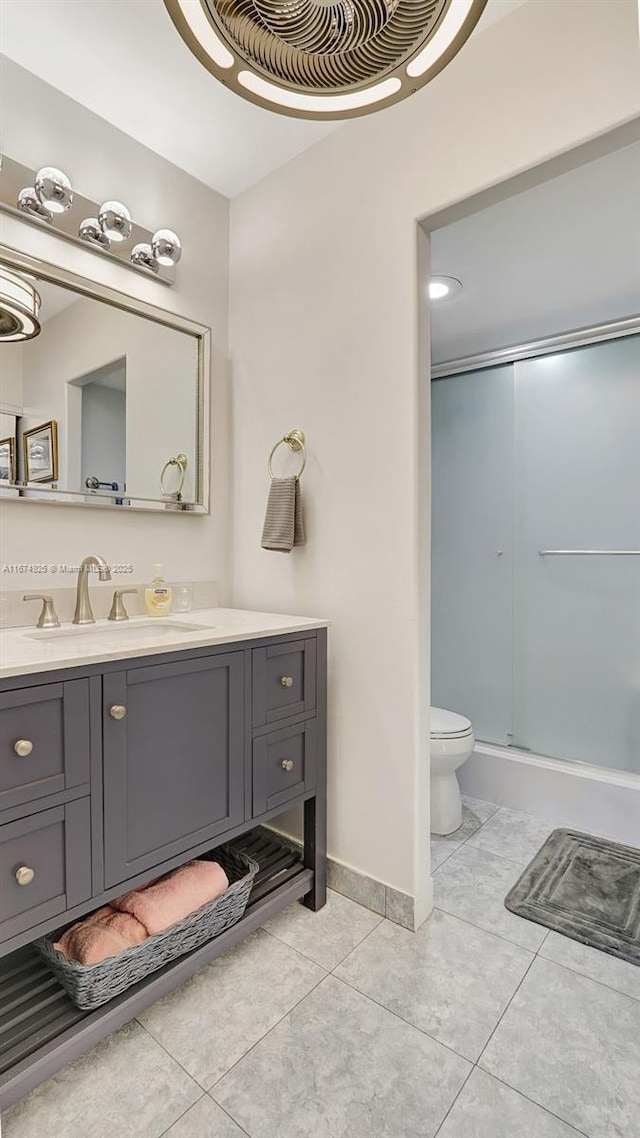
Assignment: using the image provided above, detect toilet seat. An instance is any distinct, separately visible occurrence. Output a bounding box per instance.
[430,706,473,740]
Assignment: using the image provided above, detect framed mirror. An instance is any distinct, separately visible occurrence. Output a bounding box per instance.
[0,245,209,512]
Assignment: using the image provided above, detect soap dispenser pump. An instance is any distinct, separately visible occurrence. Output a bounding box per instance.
[144,564,172,617]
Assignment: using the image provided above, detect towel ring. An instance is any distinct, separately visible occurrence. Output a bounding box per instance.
[160,453,188,498]
[268,429,306,479]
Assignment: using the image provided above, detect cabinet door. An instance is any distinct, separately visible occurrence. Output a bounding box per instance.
[103,653,245,887]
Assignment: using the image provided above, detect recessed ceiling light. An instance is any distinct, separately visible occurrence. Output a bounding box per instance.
[429,276,463,301]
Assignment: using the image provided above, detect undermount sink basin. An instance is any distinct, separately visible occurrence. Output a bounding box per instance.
[26,620,211,642]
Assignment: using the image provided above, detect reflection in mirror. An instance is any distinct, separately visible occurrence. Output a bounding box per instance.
[0,264,205,510]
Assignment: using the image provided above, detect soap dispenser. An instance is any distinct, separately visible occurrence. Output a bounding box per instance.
[144,564,172,617]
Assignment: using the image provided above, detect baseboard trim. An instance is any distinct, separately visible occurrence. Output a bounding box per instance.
[264,824,423,931]
[460,743,640,846]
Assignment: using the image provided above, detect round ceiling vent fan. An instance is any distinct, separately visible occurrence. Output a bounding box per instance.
[164,0,487,119]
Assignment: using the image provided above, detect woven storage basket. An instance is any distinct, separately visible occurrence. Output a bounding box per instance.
[34,846,258,1010]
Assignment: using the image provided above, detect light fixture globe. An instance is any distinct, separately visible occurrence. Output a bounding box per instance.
[98,200,132,242]
[0,268,41,341]
[35,166,73,213]
[131,243,160,273]
[152,229,182,266]
[17,186,53,222]
[164,0,487,119]
[79,217,111,249]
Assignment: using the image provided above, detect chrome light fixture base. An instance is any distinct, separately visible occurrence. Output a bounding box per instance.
[17,186,53,222]
[79,217,111,249]
[164,0,487,120]
[0,154,179,286]
[131,242,160,273]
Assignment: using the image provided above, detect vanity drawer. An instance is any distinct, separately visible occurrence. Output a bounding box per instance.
[0,799,92,944]
[253,719,317,815]
[252,638,317,727]
[0,681,90,814]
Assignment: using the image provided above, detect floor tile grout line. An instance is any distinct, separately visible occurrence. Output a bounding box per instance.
[207,1095,253,1138]
[431,903,543,954]
[207,971,328,1096]
[135,1016,214,1094]
[432,1063,476,1138]
[475,950,538,1066]
[432,840,531,877]
[157,1089,253,1138]
[528,949,640,1004]
[474,1067,592,1138]
[328,971,479,1068]
[157,1090,206,1138]
[262,909,385,972]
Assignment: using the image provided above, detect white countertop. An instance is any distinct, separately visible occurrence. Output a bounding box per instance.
[0,608,329,681]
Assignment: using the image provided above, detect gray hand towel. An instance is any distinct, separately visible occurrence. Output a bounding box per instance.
[261,477,306,552]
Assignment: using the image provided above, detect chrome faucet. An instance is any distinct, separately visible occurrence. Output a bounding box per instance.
[73,555,112,624]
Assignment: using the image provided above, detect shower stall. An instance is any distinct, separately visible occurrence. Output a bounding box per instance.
[431,325,640,779]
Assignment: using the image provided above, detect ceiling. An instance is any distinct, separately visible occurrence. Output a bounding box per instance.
[1,0,529,198]
[429,140,640,363]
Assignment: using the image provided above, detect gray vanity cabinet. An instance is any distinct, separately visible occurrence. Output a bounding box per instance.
[0,626,326,1112]
[102,652,245,887]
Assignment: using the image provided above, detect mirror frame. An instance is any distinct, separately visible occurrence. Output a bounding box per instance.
[0,243,210,514]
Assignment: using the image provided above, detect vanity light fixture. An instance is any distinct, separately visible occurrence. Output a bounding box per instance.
[1,153,181,285]
[152,229,182,267]
[0,266,41,341]
[98,200,132,243]
[131,243,160,273]
[164,0,487,120]
[429,276,463,301]
[79,217,111,249]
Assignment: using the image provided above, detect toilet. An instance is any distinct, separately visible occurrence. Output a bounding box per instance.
[430,707,475,836]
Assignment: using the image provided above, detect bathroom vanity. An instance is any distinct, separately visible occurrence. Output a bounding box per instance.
[0,609,328,1109]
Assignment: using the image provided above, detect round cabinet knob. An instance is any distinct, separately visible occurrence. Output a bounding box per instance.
[109,704,127,720]
[280,759,294,772]
[15,866,35,886]
[14,739,33,757]
[280,676,294,688]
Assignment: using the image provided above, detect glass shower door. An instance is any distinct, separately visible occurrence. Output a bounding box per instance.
[512,335,640,772]
[431,365,514,744]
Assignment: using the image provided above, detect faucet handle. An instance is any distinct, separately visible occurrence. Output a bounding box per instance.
[23,594,60,629]
[108,588,138,622]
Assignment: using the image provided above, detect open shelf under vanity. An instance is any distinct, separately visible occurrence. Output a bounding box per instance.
[0,831,311,1108]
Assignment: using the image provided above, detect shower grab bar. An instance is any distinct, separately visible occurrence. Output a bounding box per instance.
[538,550,640,556]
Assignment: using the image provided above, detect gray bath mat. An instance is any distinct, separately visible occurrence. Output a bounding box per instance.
[505,828,640,967]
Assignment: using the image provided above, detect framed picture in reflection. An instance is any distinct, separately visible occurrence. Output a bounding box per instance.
[0,436,16,482]
[23,420,58,483]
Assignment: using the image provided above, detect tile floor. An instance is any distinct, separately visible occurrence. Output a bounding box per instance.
[3,797,640,1138]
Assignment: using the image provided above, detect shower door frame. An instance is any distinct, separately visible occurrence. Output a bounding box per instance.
[431,312,640,776]
[430,315,640,381]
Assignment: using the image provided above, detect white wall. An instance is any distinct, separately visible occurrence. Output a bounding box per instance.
[229,0,640,904]
[0,59,229,595]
